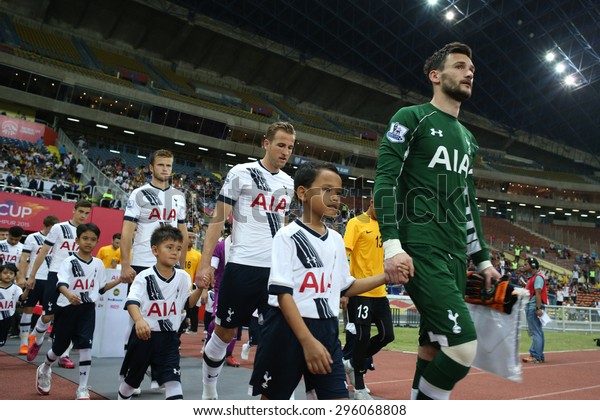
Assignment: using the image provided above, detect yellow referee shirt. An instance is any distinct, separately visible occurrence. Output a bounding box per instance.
[343,213,386,298]
[96,245,120,269]
[185,248,202,289]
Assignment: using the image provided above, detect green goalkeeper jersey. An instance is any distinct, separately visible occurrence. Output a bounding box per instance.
[374,102,490,264]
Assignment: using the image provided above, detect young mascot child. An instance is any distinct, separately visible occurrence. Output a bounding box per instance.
[118,226,203,400]
[249,162,407,399]
[0,264,29,347]
[35,223,121,399]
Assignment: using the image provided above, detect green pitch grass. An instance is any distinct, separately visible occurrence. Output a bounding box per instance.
[341,326,599,353]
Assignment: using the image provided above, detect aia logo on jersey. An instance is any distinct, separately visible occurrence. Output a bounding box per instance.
[148,207,177,221]
[59,241,79,252]
[0,254,18,263]
[0,300,15,310]
[299,271,331,294]
[147,301,177,316]
[73,278,94,290]
[250,193,287,213]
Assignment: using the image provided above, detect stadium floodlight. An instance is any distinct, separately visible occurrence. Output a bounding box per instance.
[427,0,438,5]
[348,176,357,180]
[545,52,555,62]
[556,207,563,210]
[548,211,555,215]
[555,62,566,73]
[109,149,120,154]
[226,153,236,157]
[534,205,541,208]
[519,203,526,207]
[564,75,576,86]
[174,141,185,146]
[581,214,588,218]
[247,157,257,161]
[445,10,455,20]
[96,124,108,129]
[137,155,146,159]
[123,130,135,135]
[564,212,572,216]
[198,147,208,151]
[366,180,374,184]
[67,117,80,122]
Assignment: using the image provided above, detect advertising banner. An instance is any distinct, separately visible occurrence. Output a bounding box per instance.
[0,115,57,145]
[92,270,129,358]
[0,191,124,248]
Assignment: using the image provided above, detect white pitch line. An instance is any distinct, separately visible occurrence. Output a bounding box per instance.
[515,384,600,400]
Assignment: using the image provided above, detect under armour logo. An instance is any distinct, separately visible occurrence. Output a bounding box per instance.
[447,310,461,334]
[430,128,444,137]
[208,373,219,378]
[226,308,234,323]
[262,371,272,389]
[173,368,181,375]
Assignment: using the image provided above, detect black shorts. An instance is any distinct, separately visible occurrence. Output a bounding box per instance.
[23,279,48,308]
[347,295,392,326]
[42,272,59,315]
[215,263,270,329]
[122,330,182,388]
[250,308,348,400]
[52,303,96,354]
[0,317,13,346]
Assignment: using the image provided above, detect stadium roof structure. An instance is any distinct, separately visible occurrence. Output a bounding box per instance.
[5,0,600,160]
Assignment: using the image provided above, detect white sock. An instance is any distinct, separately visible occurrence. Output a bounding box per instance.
[20,313,32,345]
[33,319,51,345]
[164,381,183,400]
[78,348,91,388]
[203,333,228,385]
[118,381,135,400]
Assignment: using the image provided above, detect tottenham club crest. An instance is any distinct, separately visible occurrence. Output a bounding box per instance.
[386,122,409,143]
[447,310,461,334]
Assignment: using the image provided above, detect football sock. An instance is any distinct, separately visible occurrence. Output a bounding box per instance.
[417,351,470,400]
[79,348,91,388]
[19,313,32,345]
[33,318,51,345]
[202,333,227,385]
[164,381,183,400]
[411,356,430,399]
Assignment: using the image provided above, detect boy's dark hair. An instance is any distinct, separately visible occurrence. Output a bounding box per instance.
[76,223,101,239]
[8,226,24,237]
[423,42,472,77]
[151,226,183,247]
[74,199,93,209]
[43,215,60,227]
[0,264,18,275]
[112,233,122,240]
[294,162,340,199]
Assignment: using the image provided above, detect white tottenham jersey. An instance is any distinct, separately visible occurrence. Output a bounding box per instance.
[0,240,23,266]
[45,221,78,273]
[0,283,23,320]
[218,161,293,267]
[124,183,187,267]
[22,232,52,280]
[56,255,107,307]
[126,266,191,332]
[268,220,355,319]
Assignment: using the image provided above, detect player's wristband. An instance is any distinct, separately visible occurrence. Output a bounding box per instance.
[477,260,493,271]
[383,239,405,260]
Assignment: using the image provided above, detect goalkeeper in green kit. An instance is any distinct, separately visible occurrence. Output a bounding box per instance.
[374,42,501,400]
